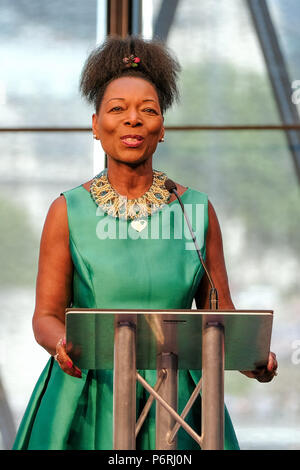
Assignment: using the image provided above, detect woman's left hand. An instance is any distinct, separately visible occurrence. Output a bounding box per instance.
[241,352,278,383]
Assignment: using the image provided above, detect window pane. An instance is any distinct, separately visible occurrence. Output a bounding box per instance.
[268,0,300,118]
[269,0,300,80]
[0,0,98,127]
[156,129,300,449]
[0,132,94,437]
[152,0,280,126]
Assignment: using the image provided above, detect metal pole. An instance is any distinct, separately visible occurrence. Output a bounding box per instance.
[136,369,167,438]
[168,377,202,444]
[153,0,180,43]
[247,0,300,183]
[155,352,178,450]
[201,321,224,450]
[136,372,202,447]
[113,320,136,449]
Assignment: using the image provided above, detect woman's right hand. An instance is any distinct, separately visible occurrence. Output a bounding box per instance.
[54,337,82,379]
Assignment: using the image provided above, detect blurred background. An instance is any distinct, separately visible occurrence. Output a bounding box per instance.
[0,0,300,450]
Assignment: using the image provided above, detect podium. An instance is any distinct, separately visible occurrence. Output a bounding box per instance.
[65,308,273,450]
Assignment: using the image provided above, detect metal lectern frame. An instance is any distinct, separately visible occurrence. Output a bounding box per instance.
[66,308,273,450]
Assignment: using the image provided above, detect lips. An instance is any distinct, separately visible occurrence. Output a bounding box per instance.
[121,134,145,147]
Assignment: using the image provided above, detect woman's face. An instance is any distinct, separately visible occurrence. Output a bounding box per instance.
[92,76,164,166]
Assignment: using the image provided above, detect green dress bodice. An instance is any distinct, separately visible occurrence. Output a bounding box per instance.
[13,179,239,450]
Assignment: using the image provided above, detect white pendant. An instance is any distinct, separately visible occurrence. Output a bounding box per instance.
[131,219,148,232]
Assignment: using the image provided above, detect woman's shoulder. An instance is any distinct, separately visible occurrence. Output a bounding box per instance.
[44,181,91,222]
[59,181,91,208]
[176,182,209,203]
[60,181,89,196]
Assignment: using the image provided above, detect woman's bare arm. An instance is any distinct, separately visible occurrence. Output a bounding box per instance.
[195,200,277,382]
[194,200,234,310]
[32,195,81,378]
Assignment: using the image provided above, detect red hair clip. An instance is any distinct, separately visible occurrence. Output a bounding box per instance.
[122,55,141,68]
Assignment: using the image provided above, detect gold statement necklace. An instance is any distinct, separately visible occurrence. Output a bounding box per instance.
[90,169,171,231]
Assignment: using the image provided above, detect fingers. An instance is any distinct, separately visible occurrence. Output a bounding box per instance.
[267,352,278,373]
[55,338,82,379]
[255,368,275,383]
[241,352,278,382]
[240,370,258,379]
[255,352,278,383]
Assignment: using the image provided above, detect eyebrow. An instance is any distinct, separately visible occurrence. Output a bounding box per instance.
[105,98,158,104]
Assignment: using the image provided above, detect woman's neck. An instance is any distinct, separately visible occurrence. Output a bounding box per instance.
[107,159,154,199]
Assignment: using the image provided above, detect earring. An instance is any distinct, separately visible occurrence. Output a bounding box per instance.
[93,134,98,140]
[160,137,165,143]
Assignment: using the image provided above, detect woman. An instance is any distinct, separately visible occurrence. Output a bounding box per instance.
[13,36,277,450]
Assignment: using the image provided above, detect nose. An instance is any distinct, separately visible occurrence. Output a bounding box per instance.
[124,109,142,127]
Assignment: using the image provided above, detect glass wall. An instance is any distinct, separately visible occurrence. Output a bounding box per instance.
[1,0,300,450]
[0,0,100,449]
[152,0,300,449]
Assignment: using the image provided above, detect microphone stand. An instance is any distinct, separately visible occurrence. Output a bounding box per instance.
[165,179,224,450]
[166,183,219,310]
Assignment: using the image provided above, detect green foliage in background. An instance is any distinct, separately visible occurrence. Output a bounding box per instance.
[158,62,300,257]
[0,197,38,286]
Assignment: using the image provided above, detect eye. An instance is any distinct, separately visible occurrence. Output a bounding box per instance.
[143,108,158,114]
[109,106,123,112]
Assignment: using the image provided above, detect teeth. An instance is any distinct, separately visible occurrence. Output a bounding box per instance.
[123,137,141,143]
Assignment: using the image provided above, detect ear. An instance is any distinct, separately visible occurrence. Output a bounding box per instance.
[92,113,99,139]
[159,125,165,143]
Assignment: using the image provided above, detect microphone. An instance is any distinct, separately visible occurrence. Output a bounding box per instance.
[164,179,219,310]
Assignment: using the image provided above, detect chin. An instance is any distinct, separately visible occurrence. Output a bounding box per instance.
[108,152,152,166]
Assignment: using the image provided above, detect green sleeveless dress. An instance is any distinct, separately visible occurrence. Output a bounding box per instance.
[13,179,239,450]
